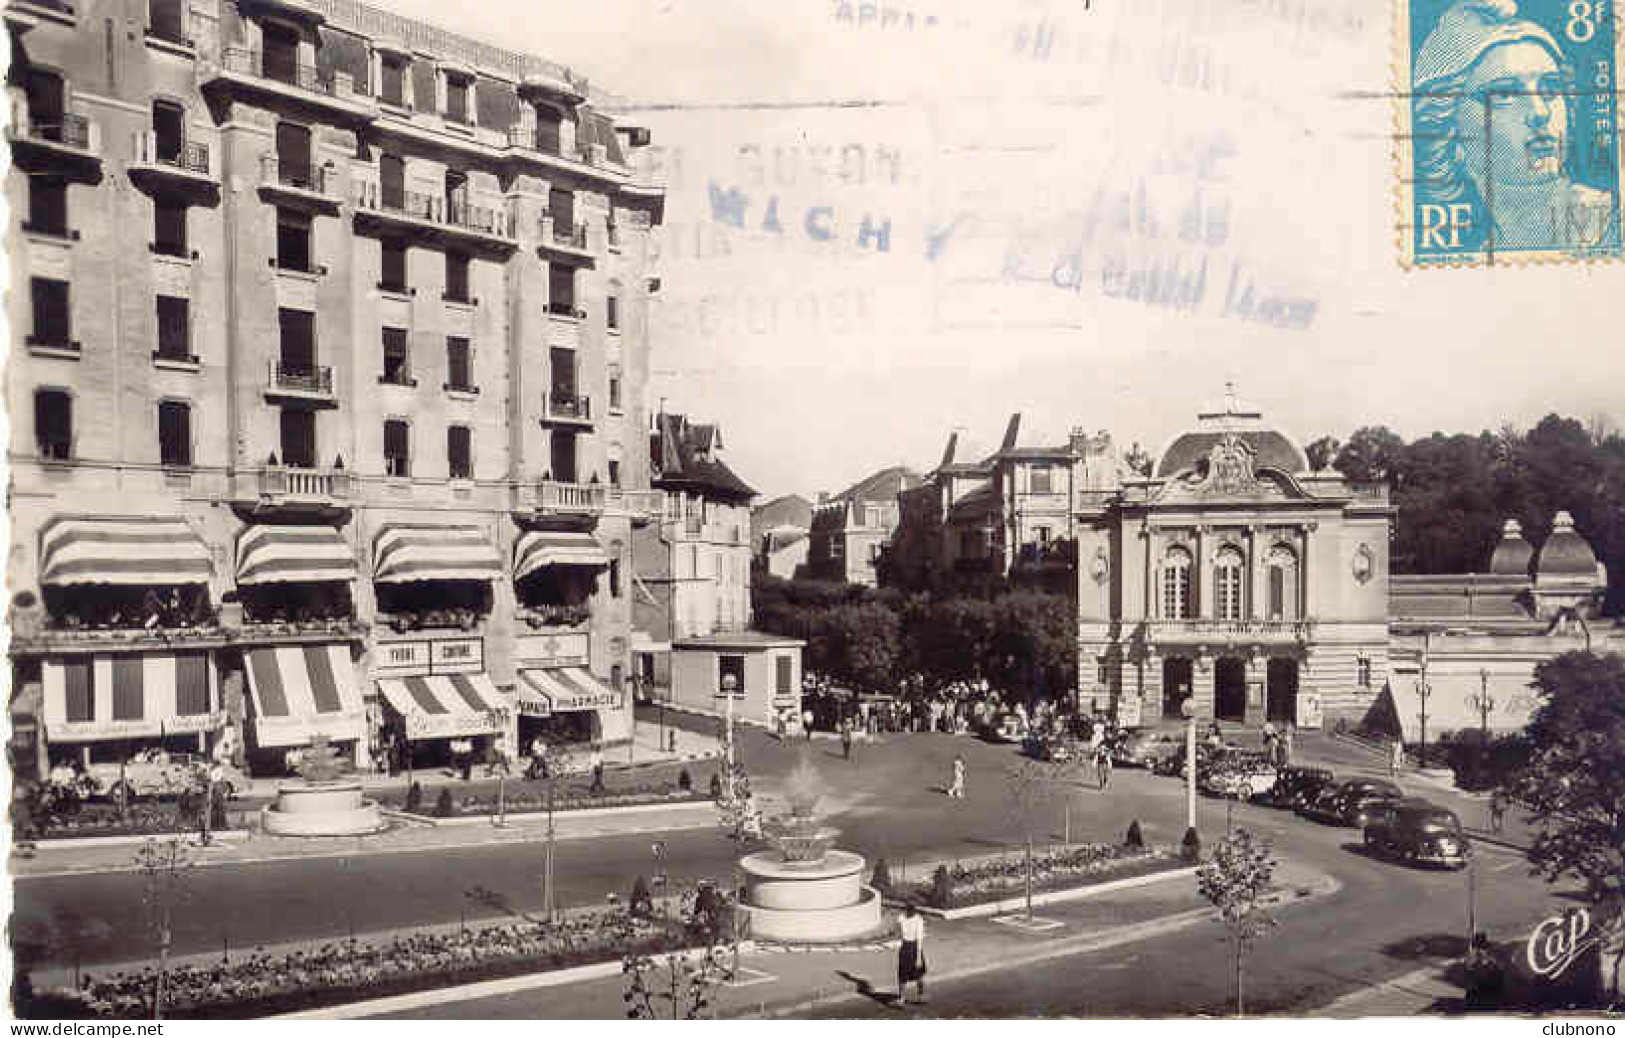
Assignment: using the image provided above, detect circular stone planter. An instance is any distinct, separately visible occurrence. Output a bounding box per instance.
[738,848,882,941]
[261,781,385,836]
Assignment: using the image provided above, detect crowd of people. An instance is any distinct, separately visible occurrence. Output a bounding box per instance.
[792,677,1082,740]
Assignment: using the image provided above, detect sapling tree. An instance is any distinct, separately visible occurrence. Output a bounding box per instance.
[1196,827,1277,1017]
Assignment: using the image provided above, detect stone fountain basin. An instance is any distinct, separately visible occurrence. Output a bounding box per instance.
[261,780,385,836]
[741,847,865,910]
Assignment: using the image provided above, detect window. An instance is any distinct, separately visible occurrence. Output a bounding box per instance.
[444,252,470,303]
[23,69,65,141]
[444,75,470,124]
[533,107,561,155]
[1356,657,1372,690]
[1161,546,1192,620]
[379,54,405,107]
[1215,547,1244,621]
[278,308,315,372]
[154,199,187,256]
[158,400,191,467]
[380,240,408,292]
[447,425,471,479]
[279,409,316,468]
[148,0,185,43]
[1030,465,1053,494]
[831,538,845,560]
[549,347,577,407]
[607,294,620,330]
[381,327,410,384]
[549,430,576,483]
[548,187,574,230]
[718,654,745,697]
[608,459,621,487]
[1097,657,1111,686]
[30,278,71,347]
[27,176,68,236]
[379,153,405,210]
[548,264,576,315]
[155,296,190,360]
[262,22,299,87]
[35,389,72,460]
[1035,525,1051,545]
[446,337,472,391]
[444,169,467,220]
[609,559,621,598]
[276,208,312,272]
[383,420,410,477]
[1266,546,1297,621]
[608,370,623,411]
[152,101,184,164]
[777,655,793,696]
[274,122,312,188]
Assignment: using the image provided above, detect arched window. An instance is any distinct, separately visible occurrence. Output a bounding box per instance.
[1215,546,1244,621]
[1266,545,1298,620]
[1161,546,1192,620]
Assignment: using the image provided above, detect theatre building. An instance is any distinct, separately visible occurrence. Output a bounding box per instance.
[6,0,664,778]
[1078,394,1394,729]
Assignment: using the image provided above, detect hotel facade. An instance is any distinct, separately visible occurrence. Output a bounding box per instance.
[6,0,665,778]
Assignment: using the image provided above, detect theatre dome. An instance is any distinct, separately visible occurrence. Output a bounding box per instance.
[1154,393,1309,478]
[1535,511,1600,578]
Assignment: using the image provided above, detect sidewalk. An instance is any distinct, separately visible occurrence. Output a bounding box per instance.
[325,857,1336,1019]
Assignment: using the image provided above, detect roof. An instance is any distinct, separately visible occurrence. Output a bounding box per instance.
[651,413,757,500]
[1488,519,1535,577]
[674,630,806,650]
[1154,392,1309,477]
[1536,511,1600,577]
[752,494,813,533]
[831,465,922,505]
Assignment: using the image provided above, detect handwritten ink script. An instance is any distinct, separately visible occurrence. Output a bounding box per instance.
[1527,908,1597,980]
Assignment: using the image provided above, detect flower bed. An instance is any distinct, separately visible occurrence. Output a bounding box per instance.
[898,844,1185,910]
[19,909,687,1020]
[26,806,251,843]
[377,781,712,820]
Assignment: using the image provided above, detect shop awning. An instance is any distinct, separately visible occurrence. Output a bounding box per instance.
[244,644,365,748]
[516,667,619,716]
[374,523,502,584]
[237,524,357,585]
[377,674,505,740]
[513,530,609,581]
[43,652,221,743]
[40,516,212,587]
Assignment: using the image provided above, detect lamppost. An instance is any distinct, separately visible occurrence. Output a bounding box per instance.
[490,707,511,828]
[1181,695,1197,833]
[1416,636,1432,769]
[1467,669,1495,745]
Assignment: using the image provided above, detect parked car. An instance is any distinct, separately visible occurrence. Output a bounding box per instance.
[1363,800,1472,869]
[1200,752,1278,799]
[1300,778,1404,827]
[85,753,248,802]
[1257,765,1336,809]
[1113,728,1183,768]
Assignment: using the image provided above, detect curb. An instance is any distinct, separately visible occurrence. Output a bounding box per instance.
[887,864,1198,921]
[384,799,718,829]
[269,941,760,1020]
[21,829,250,851]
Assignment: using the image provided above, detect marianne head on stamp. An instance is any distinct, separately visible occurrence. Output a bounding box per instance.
[1406,0,1622,261]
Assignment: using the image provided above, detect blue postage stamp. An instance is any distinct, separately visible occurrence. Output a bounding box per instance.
[1399,0,1623,264]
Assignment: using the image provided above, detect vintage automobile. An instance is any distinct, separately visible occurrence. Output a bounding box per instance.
[1022,733,1073,762]
[1199,752,1278,799]
[83,752,248,802]
[1113,728,1183,768]
[1300,778,1405,827]
[1363,801,1472,869]
[1256,765,1336,809]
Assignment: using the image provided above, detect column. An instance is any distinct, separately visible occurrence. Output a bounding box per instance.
[1246,525,1261,620]
[1194,526,1210,619]
[1300,523,1315,620]
[1142,525,1153,621]
[1193,652,1215,721]
[1243,649,1266,726]
[1143,651,1162,719]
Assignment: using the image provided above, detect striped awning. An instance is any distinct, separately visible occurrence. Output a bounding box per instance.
[374,524,502,584]
[516,666,619,716]
[514,530,609,581]
[40,516,213,587]
[377,673,505,741]
[237,525,357,585]
[43,652,222,743]
[244,644,365,748]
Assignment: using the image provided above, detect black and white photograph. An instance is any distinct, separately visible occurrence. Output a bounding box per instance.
[4,0,1624,1023]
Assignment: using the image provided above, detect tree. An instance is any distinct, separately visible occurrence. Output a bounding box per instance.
[818,601,900,693]
[1196,827,1277,1017]
[622,943,734,1019]
[1502,651,1625,1007]
[1304,435,1341,473]
[1004,759,1074,920]
[135,838,195,1020]
[1334,426,1405,484]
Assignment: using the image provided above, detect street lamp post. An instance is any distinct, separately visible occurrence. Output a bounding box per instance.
[1416,636,1432,770]
[1181,696,1197,833]
[1467,669,1495,744]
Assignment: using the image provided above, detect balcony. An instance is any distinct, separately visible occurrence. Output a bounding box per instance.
[264,360,337,407]
[202,45,376,126]
[234,464,352,514]
[257,154,341,216]
[127,131,218,204]
[607,488,662,524]
[514,478,607,520]
[352,182,518,260]
[542,392,593,428]
[1141,618,1314,646]
[7,102,101,184]
[517,602,591,629]
[1015,539,1077,571]
[537,212,595,266]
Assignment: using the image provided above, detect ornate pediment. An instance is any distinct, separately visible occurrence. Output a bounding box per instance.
[1149,434,1309,504]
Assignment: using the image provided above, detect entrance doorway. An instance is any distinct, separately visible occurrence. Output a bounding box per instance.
[1162,657,1192,719]
[1215,657,1247,721]
[1267,658,1299,723]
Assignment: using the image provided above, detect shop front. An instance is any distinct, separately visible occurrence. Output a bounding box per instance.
[516,665,625,753]
[373,634,507,774]
[242,643,367,772]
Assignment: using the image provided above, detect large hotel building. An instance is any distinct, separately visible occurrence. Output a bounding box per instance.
[6,0,667,777]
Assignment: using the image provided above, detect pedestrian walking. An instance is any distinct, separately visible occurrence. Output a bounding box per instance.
[1390,736,1405,777]
[1282,723,1294,765]
[948,755,967,798]
[589,744,605,794]
[841,721,853,761]
[1489,791,1506,833]
[803,708,814,741]
[1096,743,1113,791]
[896,903,928,1005]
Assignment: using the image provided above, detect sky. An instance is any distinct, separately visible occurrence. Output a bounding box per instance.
[384,0,1625,501]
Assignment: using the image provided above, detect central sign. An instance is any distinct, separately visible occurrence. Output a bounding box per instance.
[374,637,484,677]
